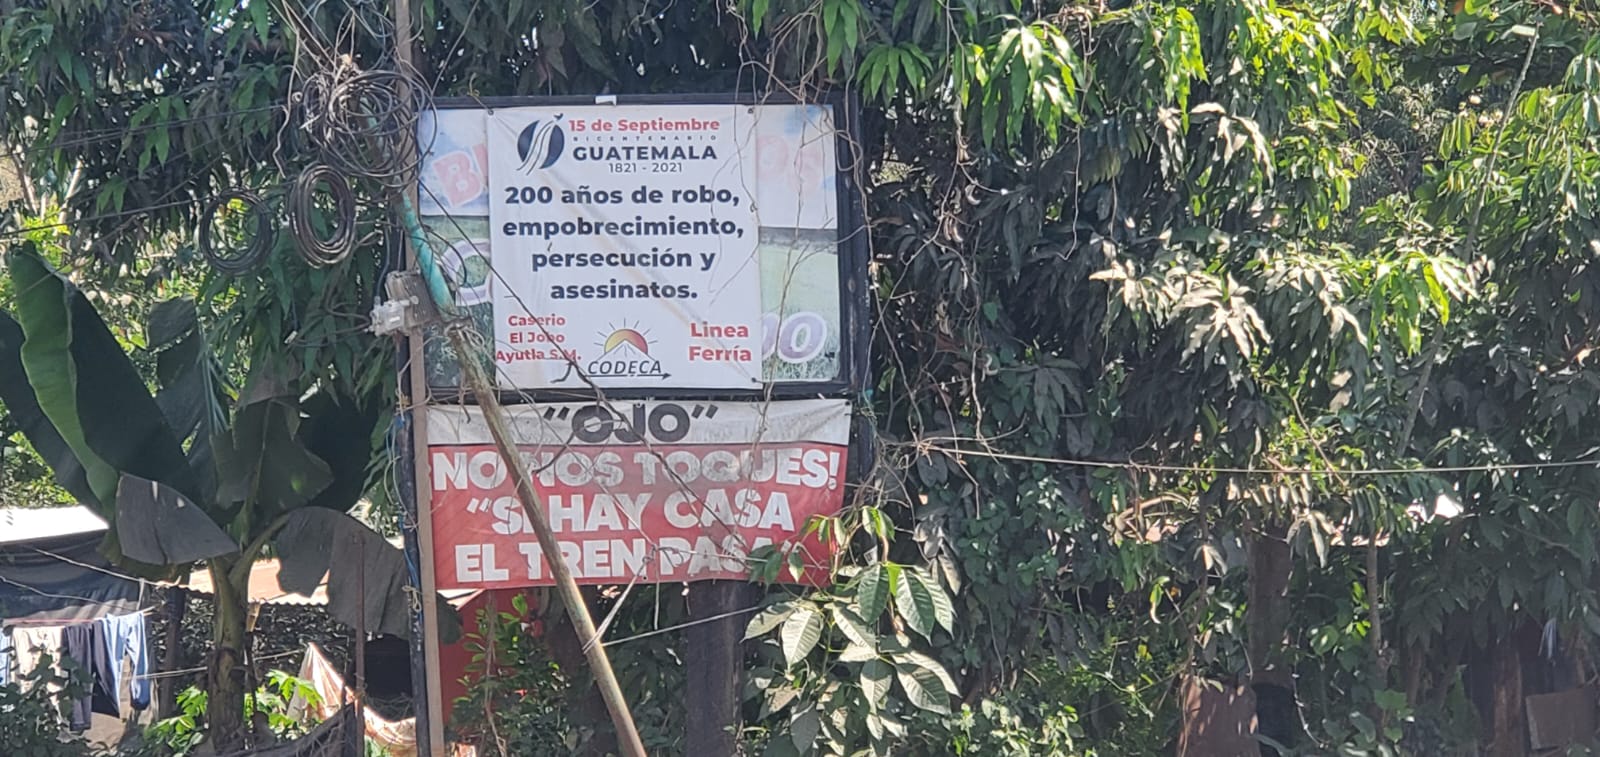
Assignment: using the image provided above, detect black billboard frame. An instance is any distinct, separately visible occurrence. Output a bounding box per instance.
[418,91,871,405]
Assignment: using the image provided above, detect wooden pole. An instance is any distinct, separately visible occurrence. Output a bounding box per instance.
[405,288,446,757]
[446,326,649,757]
[684,581,756,755]
[386,3,644,747]
[389,1,447,753]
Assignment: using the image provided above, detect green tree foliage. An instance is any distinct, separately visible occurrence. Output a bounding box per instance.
[4,0,1600,753]
[0,656,92,757]
[0,239,415,752]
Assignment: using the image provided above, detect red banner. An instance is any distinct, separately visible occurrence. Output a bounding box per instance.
[427,400,850,588]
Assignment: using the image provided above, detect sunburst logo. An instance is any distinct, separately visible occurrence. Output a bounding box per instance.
[573,323,668,381]
[601,328,650,356]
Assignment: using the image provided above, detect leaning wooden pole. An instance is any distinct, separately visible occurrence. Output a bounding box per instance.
[447,329,649,757]
[389,159,649,757]
[387,6,645,748]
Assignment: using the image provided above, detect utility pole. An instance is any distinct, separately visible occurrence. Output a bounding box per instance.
[381,28,648,749]
[389,1,447,754]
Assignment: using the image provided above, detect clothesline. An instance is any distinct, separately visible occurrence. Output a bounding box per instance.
[137,649,307,682]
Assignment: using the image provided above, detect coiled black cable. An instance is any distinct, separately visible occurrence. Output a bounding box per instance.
[297,64,429,191]
[288,163,359,267]
[198,189,274,274]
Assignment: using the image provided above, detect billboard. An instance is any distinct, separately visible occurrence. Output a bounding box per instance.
[416,97,863,397]
[426,399,849,589]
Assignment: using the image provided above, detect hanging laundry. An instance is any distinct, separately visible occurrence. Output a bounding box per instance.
[290,643,418,757]
[98,611,150,710]
[10,625,65,690]
[0,628,12,686]
[61,622,115,732]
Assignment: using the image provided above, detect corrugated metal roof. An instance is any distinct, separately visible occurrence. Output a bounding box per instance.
[0,506,108,545]
[187,558,329,606]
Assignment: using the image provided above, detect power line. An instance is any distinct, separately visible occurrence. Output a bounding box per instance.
[907,442,1600,477]
[601,605,762,648]
[28,547,152,588]
[0,198,201,240]
[137,649,304,682]
[10,104,285,162]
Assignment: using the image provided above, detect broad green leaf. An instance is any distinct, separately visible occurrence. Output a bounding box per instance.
[831,604,877,649]
[790,704,821,753]
[275,508,460,643]
[153,305,221,451]
[1423,264,1450,323]
[857,564,889,621]
[148,298,198,349]
[866,711,884,740]
[214,391,335,527]
[746,600,798,639]
[839,643,878,662]
[248,0,271,45]
[894,565,936,638]
[787,548,805,581]
[894,660,951,714]
[751,0,770,36]
[763,685,799,718]
[153,128,170,165]
[7,247,197,513]
[913,569,955,633]
[115,473,237,563]
[0,309,94,505]
[296,389,384,511]
[860,658,892,710]
[780,604,823,666]
[896,650,958,695]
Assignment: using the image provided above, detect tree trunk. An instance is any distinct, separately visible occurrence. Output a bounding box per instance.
[206,557,249,752]
[544,586,618,757]
[1487,632,1526,757]
[1247,521,1296,755]
[684,581,759,755]
[158,586,187,719]
[1470,622,1539,757]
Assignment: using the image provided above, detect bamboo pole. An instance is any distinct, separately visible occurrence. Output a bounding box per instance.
[445,322,649,757]
[390,5,646,745]
[387,5,645,748]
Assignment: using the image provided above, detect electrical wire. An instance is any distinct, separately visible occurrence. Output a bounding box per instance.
[198,189,277,274]
[600,606,763,648]
[9,104,285,163]
[27,547,152,587]
[906,441,1600,477]
[289,163,359,266]
[0,198,201,240]
[136,649,304,682]
[297,63,429,191]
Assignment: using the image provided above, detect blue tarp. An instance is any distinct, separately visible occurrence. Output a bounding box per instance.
[0,532,143,624]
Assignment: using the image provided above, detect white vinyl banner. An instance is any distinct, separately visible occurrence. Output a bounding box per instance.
[486,105,765,390]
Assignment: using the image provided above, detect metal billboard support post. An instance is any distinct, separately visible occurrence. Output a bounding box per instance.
[400,245,448,756]
[393,393,439,755]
